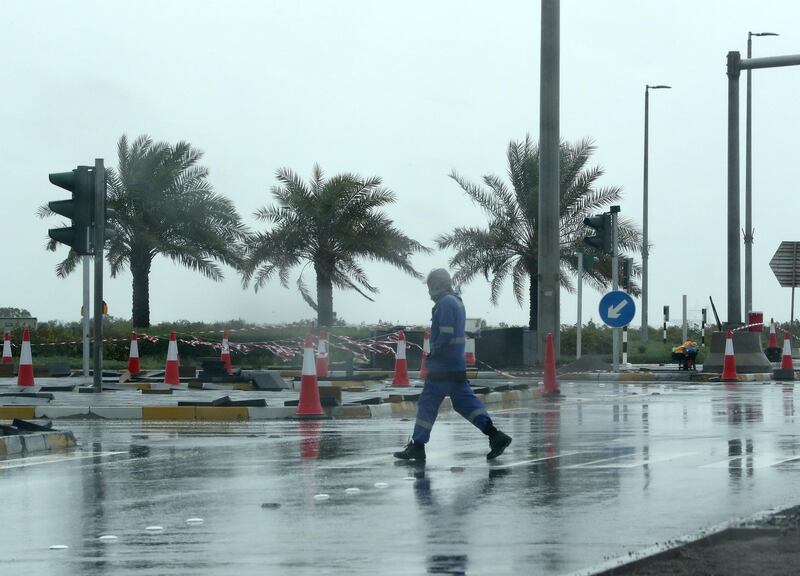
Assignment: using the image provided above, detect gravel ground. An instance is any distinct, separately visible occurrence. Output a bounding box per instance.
[598,505,800,576]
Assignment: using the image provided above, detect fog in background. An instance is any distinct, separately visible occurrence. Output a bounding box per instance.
[3,0,799,328]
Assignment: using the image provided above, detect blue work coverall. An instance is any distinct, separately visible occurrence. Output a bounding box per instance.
[412,293,491,444]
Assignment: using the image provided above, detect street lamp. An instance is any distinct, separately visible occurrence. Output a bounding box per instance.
[641,83,671,343]
[745,31,779,317]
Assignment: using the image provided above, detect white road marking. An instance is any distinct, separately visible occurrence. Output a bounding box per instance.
[579,452,696,469]
[492,451,583,469]
[0,451,126,470]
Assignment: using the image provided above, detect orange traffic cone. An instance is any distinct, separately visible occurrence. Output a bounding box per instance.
[297,334,324,417]
[220,330,233,375]
[2,332,12,364]
[128,332,141,374]
[419,330,430,380]
[164,331,180,386]
[315,331,329,378]
[17,328,34,387]
[392,331,410,387]
[781,331,794,369]
[774,330,796,385]
[542,332,560,396]
[721,330,738,382]
[465,336,476,367]
[768,320,779,348]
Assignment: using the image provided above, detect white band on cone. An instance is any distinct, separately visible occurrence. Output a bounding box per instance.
[167,339,179,361]
[423,336,430,354]
[784,337,793,356]
[396,338,406,360]
[2,339,10,358]
[130,340,139,358]
[302,344,317,376]
[20,341,32,365]
[724,336,734,356]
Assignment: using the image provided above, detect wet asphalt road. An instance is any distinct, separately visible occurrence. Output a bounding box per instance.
[1,380,799,576]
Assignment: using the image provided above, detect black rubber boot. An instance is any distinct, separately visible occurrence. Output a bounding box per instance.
[487,430,512,460]
[393,440,426,461]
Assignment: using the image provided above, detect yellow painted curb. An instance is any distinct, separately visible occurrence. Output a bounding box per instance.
[280,370,302,378]
[142,406,196,420]
[232,383,255,391]
[46,432,77,449]
[195,406,249,421]
[0,406,36,419]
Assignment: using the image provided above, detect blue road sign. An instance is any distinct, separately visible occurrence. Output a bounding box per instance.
[599,291,636,328]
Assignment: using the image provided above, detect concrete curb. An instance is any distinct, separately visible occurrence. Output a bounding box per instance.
[563,371,775,383]
[0,431,77,456]
[0,387,543,421]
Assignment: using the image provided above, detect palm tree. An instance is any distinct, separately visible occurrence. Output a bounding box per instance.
[39,135,248,327]
[242,165,429,327]
[438,136,643,330]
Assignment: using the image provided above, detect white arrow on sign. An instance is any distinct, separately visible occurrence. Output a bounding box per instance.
[607,300,628,319]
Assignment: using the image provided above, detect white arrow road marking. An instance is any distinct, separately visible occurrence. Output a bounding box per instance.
[608,299,628,319]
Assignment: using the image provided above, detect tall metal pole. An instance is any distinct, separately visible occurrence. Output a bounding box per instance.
[93,159,105,392]
[611,209,619,372]
[682,294,688,342]
[82,252,90,377]
[641,84,670,341]
[642,87,650,343]
[577,252,583,359]
[726,51,742,326]
[537,0,560,363]
[745,32,779,317]
[744,35,753,317]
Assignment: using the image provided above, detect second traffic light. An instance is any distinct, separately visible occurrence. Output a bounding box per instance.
[48,166,95,255]
[620,257,633,291]
[583,212,613,254]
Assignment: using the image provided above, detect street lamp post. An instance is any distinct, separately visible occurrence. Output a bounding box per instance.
[641,84,671,343]
[745,31,778,317]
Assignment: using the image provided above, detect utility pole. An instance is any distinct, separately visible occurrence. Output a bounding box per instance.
[611,205,620,372]
[93,158,105,392]
[537,0,561,363]
[745,32,779,318]
[727,49,800,325]
[577,251,583,359]
[641,84,671,343]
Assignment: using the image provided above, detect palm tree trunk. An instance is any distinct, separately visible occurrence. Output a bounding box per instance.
[316,268,334,328]
[131,250,152,328]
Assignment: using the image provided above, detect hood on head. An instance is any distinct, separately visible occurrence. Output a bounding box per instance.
[426,268,453,300]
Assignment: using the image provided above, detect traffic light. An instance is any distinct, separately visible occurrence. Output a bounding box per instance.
[620,257,633,291]
[580,252,599,271]
[48,166,94,255]
[583,212,612,254]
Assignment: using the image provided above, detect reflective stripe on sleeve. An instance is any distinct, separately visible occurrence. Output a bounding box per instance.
[449,337,465,344]
[439,326,455,334]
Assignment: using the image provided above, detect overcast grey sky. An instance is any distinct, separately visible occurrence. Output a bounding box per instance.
[3,0,800,329]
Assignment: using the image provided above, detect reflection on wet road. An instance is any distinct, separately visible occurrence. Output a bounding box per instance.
[1,381,799,575]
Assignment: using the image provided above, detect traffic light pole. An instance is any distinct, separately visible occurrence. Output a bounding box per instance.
[93,159,105,392]
[82,251,90,377]
[611,207,620,372]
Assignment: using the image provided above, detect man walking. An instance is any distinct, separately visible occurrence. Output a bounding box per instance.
[394,269,512,462]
